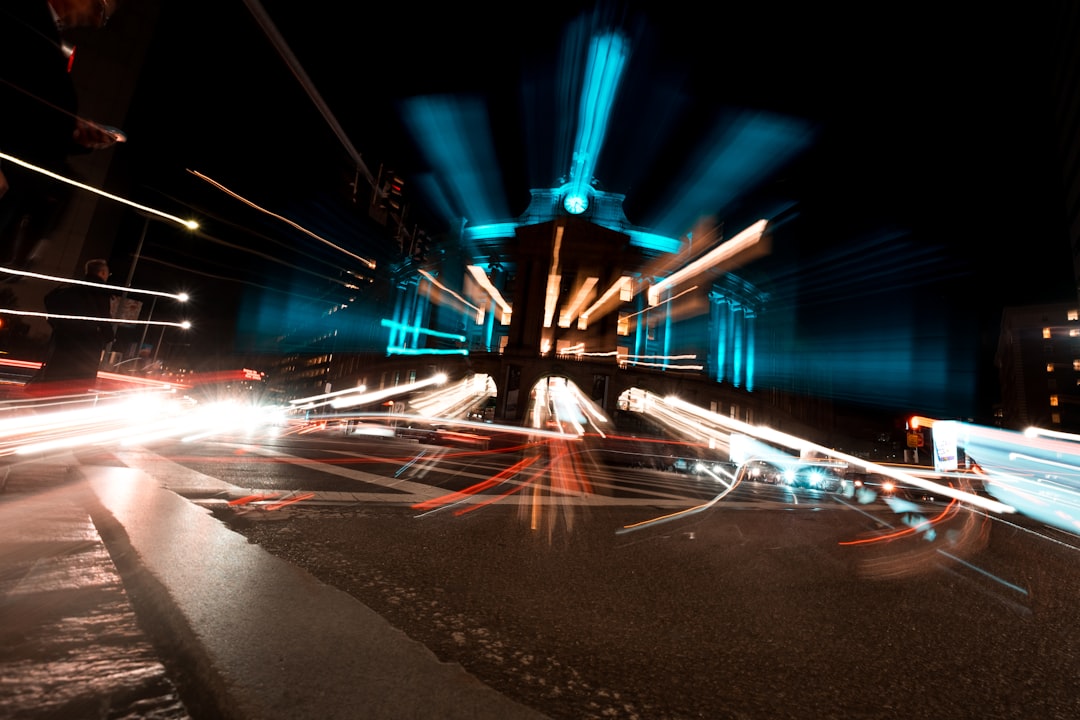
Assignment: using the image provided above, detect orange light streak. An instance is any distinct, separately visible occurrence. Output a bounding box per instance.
[190,169,376,269]
[264,492,315,511]
[412,455,539,512]
[228,494,281,506]
[466,265,512,317]
[418,269,483,321]
[0,358,42,370]
[837,498,959,546]
[648,219,766,305]
[453,470,538,517]
[578,276,631,328]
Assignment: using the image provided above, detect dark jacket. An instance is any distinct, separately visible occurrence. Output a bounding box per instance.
[34,275,116,385]
[0,1,85,270]
[0,0,82,170]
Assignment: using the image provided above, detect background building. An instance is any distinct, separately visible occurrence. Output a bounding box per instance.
[995,302,1080,432]
[6,2,1080,450]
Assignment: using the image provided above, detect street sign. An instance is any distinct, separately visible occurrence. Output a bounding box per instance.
[932,422,958,471]
[113,297,142,322]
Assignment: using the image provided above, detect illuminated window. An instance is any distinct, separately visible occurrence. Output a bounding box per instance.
[1048,363,1055,372]
[1050,394,1059,407]
[617,312,629,336]
[1069,309,1079,321]
[1052,412,1062,425]
[1043,327,1052,339]
[1074,360,1080,371]
[619,280,633,302]
[1072,329,1080,338]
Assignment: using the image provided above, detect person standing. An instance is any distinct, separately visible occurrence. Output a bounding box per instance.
[0,0,122,272]
[32,257,116,389]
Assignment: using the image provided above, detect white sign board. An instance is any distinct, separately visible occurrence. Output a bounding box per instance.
[932,421,959,472]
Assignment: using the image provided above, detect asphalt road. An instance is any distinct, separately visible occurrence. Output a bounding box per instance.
[145,432,1080,720]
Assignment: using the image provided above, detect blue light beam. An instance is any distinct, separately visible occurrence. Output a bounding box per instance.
[401,96,510,226]
[563,32,630,214]
[380,318,465,343]
[648,112,816,239]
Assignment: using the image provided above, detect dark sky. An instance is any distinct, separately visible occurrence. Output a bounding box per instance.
[112,1,1075,417]
[123,2,1072,276]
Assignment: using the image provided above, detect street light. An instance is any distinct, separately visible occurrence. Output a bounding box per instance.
[118,213,193,372]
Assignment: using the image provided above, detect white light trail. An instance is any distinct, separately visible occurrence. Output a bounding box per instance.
[1023,426,1080,442]
[648,219,767,306]
[331,373,448,410]
[409,374,494,418]
[0,152,198,230]
[0,307,191,329]
[623,359,703,371]
[9,392,189,455]
[648,392,1015,514]
[943,420,1080,534]
[0,266,189,302]
[289,385,367,407]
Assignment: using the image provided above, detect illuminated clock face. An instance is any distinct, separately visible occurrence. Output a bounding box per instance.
[563,194,588,214]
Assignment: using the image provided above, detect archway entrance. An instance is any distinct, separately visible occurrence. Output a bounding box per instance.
[524,375,611,436]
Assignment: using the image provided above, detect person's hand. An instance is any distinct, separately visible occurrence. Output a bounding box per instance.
[0,166,8,200]
[73,119,123,150]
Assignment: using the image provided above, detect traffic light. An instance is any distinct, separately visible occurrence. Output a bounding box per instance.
[369,166,405,226]
[412,230,430,261]
[907,415,933,431]
[386,172,404,219]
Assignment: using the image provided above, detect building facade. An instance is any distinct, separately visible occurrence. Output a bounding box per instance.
[996,302,1080,431]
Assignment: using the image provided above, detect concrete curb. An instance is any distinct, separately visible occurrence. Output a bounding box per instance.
[84,465,547,720]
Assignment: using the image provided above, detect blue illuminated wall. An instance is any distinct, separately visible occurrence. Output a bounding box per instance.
[748,284,977,418]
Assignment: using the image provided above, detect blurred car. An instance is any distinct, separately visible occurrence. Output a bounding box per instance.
[395,426,436,442]
[346,421,396,438]
[742,460,782,484]
[785,464,841,491]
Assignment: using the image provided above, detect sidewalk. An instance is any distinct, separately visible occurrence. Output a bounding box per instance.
[0,448,548,720]
[0,452,191,719]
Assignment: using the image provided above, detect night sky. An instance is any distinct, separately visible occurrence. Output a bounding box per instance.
[110,1,1074,420]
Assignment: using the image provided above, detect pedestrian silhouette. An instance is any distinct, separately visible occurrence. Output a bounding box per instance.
[31,257,116,390]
